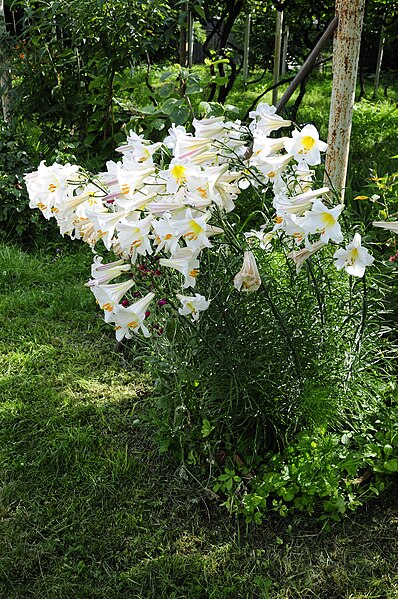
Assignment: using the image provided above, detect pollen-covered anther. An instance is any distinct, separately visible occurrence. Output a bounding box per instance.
[184,231,198,241]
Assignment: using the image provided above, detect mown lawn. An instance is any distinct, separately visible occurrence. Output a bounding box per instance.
[1,243,398,599]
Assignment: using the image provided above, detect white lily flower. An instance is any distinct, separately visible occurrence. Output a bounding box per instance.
[234,251,261,292]
[251,135,288,161]
[249,103,291,136]
[278,213,309,246]
[110,292,155,340]
[159,248,200,288]
[176,293,210,321]
[115,215,153,262]
[86,256,131,286]
[166,127,211,160]
[116,162,156,197]
[287,240,326,273]
[373,221,398,234]
[116,131,161,166]
[91,279,135,322]
[244,229,276,250]
[193,116,226,139]
[274,187,330,216]
[85,207,126,250]
[172,209,212,252]
[284,124,327,166]
[24,161,80,219]
[152,213,181,254]
[333,233,374,277]
[302,200,344,244]
[160,159,201,194]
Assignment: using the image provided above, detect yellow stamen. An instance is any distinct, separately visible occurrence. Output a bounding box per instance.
[189,269,199,278]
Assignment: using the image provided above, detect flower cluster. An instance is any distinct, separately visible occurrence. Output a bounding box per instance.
[25,104,375,341]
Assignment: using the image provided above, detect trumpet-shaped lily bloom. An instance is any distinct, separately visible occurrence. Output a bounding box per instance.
[172,209,212,252]
[333,233,374,277]
[287,240,326,273]
[115,215,153,262]
[152,213,181,255]
[116,130,161,166]
[249,103,291,136]
[25,161,80,219]
[302,200,344,244]
[161,159,201,194]
[159,248,200,288]
[176,293,210,321]
[109,292,155,340]
[373,221,398,234]
[234,251,261,292]
[86,256,131,286]
[90,279,135,322]
[284,124,327,166]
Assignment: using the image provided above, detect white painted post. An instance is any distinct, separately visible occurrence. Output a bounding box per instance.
[188,10,194,68]
[374,18,386,93]
[324,0,366,200]
[272,9,283,106]
[243,13,251,85]
[281,24,289,76]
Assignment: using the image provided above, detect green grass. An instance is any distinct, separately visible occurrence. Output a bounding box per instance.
[1,243,398,598]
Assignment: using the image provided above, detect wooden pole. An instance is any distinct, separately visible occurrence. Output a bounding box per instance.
[324,0,365,200]
[276,16,338,114]
[272,10,283,106]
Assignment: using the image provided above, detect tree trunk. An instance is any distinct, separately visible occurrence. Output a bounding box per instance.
[179,6,187,66]
[0,0,11,122]
[272,10,284,106]
[324,0,365,201]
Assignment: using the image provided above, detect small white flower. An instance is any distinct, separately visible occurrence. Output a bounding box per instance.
[333,233,374,277]
[176,293,210,321]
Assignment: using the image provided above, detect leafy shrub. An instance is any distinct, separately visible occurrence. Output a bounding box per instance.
[214,403,398,524]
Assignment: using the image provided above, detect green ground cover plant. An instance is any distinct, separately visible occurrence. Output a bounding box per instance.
[1,244,398,598]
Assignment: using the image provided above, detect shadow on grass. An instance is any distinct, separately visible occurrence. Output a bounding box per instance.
[0,244,398,598]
